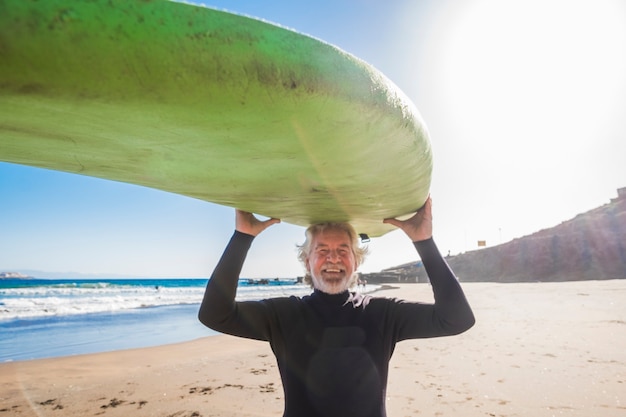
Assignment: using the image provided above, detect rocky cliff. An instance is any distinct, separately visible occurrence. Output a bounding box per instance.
[363,189,626,283]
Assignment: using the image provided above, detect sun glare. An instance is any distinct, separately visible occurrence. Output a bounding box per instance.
[438,0,626,145]
[392,0,626,254]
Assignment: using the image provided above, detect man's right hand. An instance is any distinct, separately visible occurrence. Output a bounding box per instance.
[235,210,281,237]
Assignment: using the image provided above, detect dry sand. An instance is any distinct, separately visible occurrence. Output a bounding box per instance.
[1,280,624,417]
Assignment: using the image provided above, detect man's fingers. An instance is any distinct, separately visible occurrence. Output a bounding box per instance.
[263,217,281,228]
[383,217,402,227]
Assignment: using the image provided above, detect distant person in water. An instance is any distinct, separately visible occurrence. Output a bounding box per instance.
[198,197,475,417]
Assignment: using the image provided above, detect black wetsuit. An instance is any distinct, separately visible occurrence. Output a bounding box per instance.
[199,231,475,417]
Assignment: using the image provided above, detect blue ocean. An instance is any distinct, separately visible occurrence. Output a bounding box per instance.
[1,277,357,362]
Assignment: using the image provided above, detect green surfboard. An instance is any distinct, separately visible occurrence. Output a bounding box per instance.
[0,0,432,237]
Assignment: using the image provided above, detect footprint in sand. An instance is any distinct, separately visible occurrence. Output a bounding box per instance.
[166,411,202,417]
[100,398,125,409]
[189,386,213,395]
[39,398,64,410]
[0,405,21,413]
[259,383,276,393]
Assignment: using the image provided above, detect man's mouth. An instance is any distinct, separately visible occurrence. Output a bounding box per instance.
[322,266,345,274]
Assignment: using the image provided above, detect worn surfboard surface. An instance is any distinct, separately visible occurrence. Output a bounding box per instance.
[0,0,432,237]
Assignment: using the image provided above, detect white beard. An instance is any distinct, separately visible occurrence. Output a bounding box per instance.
[311,272,354,294]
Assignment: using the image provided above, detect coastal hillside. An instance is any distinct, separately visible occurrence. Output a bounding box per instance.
[363,188,626,283]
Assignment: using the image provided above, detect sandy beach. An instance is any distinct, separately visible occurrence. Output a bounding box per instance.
[1,280,624,417]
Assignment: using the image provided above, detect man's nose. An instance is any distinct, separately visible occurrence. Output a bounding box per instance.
[326,250,340,261]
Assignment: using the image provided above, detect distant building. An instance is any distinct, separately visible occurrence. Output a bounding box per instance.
[611,187,626,203]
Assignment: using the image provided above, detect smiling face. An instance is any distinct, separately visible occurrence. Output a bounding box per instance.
[305,228,357,294]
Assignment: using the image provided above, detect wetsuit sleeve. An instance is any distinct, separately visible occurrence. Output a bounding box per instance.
[391,237,475,340]
[198,231,272,341]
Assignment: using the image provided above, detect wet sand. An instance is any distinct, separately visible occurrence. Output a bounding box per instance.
[1,280,624,416]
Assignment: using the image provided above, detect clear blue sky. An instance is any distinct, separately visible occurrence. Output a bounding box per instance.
[2,0,625,278]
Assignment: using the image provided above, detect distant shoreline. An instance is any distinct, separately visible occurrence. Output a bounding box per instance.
[0,272,31,279]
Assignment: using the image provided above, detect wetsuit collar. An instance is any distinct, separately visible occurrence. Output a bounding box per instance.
[311,289,370,309]
[311,289,351,306]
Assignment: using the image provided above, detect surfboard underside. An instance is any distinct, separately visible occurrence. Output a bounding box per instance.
[0,0,432,237]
